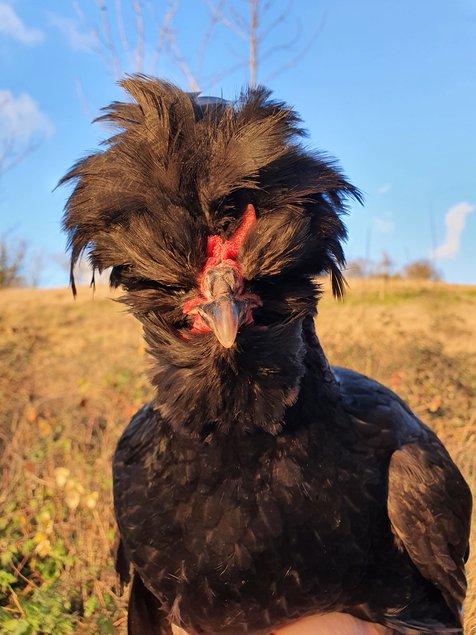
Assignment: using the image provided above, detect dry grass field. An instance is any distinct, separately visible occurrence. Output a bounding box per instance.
[0,279,475,633]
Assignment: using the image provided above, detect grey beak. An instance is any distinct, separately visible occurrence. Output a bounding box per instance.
[199,295,242,348]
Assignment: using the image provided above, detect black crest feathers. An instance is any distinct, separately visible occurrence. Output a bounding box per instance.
[61,75,361,297]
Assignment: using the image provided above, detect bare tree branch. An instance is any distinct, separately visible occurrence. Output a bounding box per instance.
[72,1,111,69]
[64,1,322,96]
[0,92,46,178]
[196,0,227,83]
[263,11,326,84]
[0,138,42,177]
[259,0,293,42]
[227,4,250,38]
[75,78,95,120]
[151,1,172,72]
[96,0,122,78]
[114,0,131,61]
[248,0,258,87]
[259,21,301,66]
[0,233,27,288]
[163,30,200,90]
[203,59,248,89]
[133,0,145,72]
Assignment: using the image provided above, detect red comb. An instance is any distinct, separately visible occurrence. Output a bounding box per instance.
[202,203,256,274]
[183,204,259,333]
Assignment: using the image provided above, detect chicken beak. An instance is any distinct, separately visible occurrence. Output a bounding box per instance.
[199,294,242,348]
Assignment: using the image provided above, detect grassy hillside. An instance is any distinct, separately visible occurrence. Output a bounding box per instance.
[0,280,475,633]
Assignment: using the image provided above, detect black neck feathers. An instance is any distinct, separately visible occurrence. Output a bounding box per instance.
[148,314,337,438]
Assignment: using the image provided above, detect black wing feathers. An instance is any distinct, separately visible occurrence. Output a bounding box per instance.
[115,537,131,593]
[388,440,472,617]
[336,367,472,629]
[128,573,171,635]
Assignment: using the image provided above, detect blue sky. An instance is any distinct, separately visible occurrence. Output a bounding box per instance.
[0,0,475,286]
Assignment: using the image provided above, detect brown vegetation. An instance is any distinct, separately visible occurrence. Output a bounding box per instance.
[0,280,474,632]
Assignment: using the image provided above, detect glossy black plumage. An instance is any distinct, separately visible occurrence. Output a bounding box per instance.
[61,76,472,635]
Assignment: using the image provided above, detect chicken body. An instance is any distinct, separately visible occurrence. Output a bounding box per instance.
[61,77,472,635]
[113,322,470,635]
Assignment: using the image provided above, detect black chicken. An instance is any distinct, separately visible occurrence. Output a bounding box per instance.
[62,76,472,635]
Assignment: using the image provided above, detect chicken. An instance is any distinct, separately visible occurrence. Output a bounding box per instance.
[61,76,472,635]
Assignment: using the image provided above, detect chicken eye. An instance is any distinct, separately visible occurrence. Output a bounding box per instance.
[128,278,183,293]
[110,265,183,293]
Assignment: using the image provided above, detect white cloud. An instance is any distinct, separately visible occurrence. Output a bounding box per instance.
[0,90,54,147]
[432,202,475,259]
[48,14,98,53]
[373,214,395,234]
[0,4,43,45]
[377,183,392,195]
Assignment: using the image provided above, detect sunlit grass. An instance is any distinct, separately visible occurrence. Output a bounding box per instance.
[0,280,474,633]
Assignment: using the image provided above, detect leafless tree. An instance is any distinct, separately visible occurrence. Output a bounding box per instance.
[0,231,47,289]
[0,98,48,288]
[0,235,27,288]
[403,259,441,281]
[0,139,41,178]
[375,252,394,281]
[0,93,44,178]
[69,0,324,94]
[345,259,368,279]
